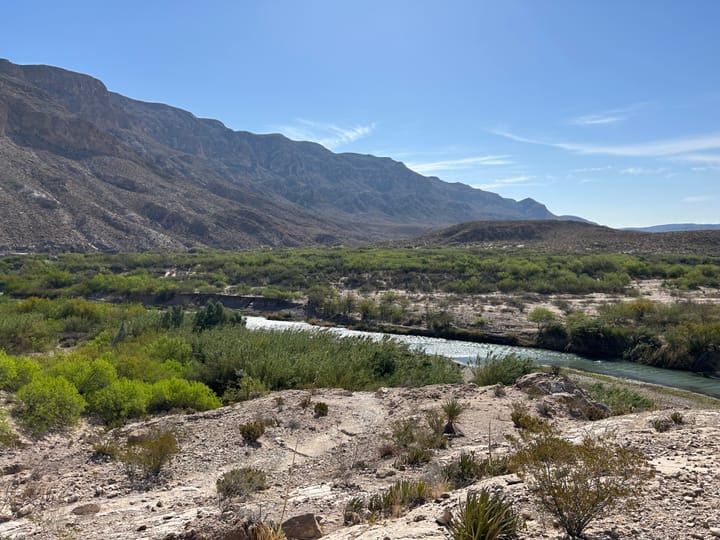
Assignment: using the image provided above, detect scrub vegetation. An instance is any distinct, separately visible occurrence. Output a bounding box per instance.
[0,245,718,437]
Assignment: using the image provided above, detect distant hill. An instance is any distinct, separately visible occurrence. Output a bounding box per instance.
[0,58,566,252]
[414,220,720,255]
[623,224,720,233]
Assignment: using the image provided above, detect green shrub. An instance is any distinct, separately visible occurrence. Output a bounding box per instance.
[473,354,535,386]
[399,447,433,467]
[145,335,192,363]
[0,352,41,392]
[222,376,269,403]
[424,409,450,449]
[91,439,122,462]
[443,452,513,489]
[509,402,549,433]
[87,378,152,426]
[313,401,329,417]
[586,383,654,415]
[368,479,436,517]
[149,378,221,413]
[48,356,118,396]
[511,430,652,538]
[450,488,522,540]
[443,451,484,489]
[388,411,447,454]
[0,352,18,391]
[239,421,265,443]
[119,429,179,484]
[216,467,268,499]
[441,397,465,435]
[670,411,685,425]
[652,417,673,432]
[0,407,19,448]
[16,376,86,436]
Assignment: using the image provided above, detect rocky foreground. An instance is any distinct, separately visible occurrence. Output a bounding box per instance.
[1,376,719,540]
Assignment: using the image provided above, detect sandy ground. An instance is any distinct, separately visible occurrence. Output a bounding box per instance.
[0,373,719,540]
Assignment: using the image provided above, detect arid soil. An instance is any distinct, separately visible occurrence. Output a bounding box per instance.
[354,279,720,343]
[1,375,719,540]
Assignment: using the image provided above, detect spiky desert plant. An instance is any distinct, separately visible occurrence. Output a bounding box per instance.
[442,397,466,435]
[450,488,522,540]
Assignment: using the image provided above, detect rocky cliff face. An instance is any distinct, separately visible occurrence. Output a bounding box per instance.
[0,58,561,252]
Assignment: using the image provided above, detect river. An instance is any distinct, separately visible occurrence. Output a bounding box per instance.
[245,316,720,399]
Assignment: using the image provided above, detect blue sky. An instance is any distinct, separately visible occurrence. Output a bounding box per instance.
[2,0,719,227]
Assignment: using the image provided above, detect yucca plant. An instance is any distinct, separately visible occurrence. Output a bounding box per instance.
[443,451,483,489]
[442,397,466,435]
[450,488,521,540]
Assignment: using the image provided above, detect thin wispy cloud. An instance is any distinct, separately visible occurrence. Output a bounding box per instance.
[682,195,716,203]
[568,104,645,127]
[490,129,720,158]
[676,153,720,164]
[407,155,513,174]
[275,119,375,150]
[621,167,666,175]
[570,113,624,126]
[571,166,613,173]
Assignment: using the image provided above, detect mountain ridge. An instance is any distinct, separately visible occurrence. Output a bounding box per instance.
[0,58,564,252]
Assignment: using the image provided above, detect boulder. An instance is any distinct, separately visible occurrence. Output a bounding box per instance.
[282,513,323,540]
[515,373,611,420]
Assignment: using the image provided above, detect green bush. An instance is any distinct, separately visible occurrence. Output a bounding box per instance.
[509,402,549,433]
[148,378,221,413]
[0,352,41,392]
[216,467,268,499]
[0,407,19,448]
[441,397,465,435]
[399,447,433,467]
[652,417,673,432]
[88,378,152,426]
[239,421,265,443]
[443,451,484,489]
[388,411,448,455]
[16,376,86,436]
[119,429,179,483]
[511,430,652,538]
[586,383,654,415]
[48,356,118,396]
[473,354,535,386]
[443,452,512,489]
[222,376,269,404]
[450,488,522,540]
[313,401,329,417]
[368,479,436,517]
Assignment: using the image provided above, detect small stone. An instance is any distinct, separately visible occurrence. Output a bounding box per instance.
[413,514,426,522]
[710,527,720,537]
[137,525,147,532]
[505,475,523,485]
[16,505,33,517]
[436,508,452,526]
[71,503,101,516]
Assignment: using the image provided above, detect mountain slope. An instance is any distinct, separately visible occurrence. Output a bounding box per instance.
[0,59,561,251]
[415,219,720,255]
